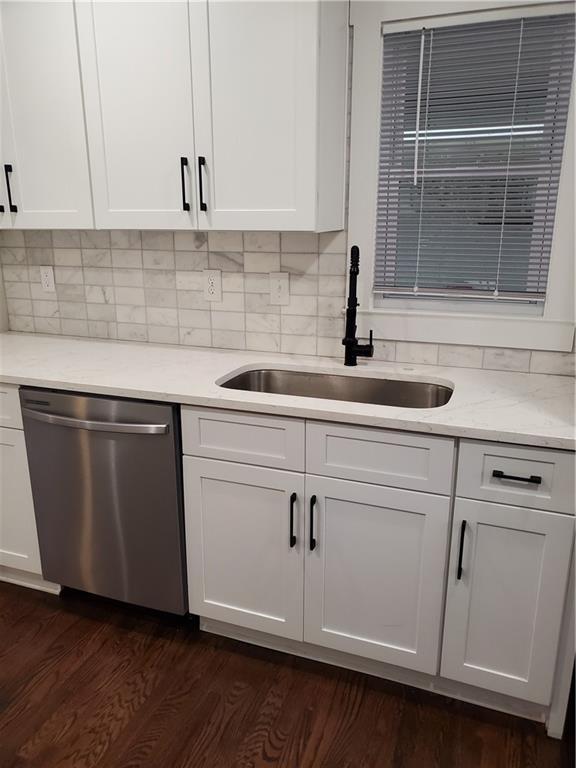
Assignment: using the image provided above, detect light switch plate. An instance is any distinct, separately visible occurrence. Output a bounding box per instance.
[270,272,290,305]
[39,266,55,293]
[203,270,222,302]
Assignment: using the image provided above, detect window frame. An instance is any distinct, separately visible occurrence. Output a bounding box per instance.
[348,0,575,351]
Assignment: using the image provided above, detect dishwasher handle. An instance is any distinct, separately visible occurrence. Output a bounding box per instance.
[21,407,169,435]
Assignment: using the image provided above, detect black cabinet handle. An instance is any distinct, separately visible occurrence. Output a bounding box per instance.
[289,492,297,548]
[309,495,317,551]
[180,157,190,212]
[492,469,542,485]
[198,156,207,212]
[4,164,17,212]
[457,519,466,580]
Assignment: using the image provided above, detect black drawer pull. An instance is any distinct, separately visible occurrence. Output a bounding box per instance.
[180,157,190,212]
[492,469,542,485]
[198,156,207,212]
[4,164,17,212]
[309,494,317,551]
[457,519,466,580]
[289,492,297,548]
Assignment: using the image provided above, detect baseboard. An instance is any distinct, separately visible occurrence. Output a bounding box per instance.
[0,565,60,594]
[201,617,548,728]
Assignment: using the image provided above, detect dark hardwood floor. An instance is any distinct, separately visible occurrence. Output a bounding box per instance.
[0,582,573,768]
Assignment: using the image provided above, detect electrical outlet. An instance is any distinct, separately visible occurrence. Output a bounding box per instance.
[203,269,222,302]
[39,266,55,293]
[269,272,290,305]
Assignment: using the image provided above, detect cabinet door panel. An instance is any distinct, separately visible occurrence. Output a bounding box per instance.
[184,457,304,640]
[304,476,450,673]
[189,0,317,230]
[441,499,574,704]
[0,0,92,228]
[76,1,196,229]
[0,428,41,573]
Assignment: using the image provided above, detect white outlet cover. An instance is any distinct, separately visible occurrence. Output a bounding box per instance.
[269,272,290,306]
[203,269,222,302]
[39,266,56,293]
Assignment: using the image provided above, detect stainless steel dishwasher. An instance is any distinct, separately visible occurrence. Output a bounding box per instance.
[20,388,187,614]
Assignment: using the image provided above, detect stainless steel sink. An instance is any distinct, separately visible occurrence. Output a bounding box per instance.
[220,369,453,408]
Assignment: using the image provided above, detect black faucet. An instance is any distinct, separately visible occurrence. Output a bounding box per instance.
[342,245,374,366]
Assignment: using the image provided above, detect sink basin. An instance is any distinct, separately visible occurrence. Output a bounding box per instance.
[220,369,453,408]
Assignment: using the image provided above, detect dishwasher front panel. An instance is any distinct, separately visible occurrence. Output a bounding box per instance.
[20,389,186,614]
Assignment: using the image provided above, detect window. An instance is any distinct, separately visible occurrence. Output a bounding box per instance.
[348,2,575,350]
[375,14,575,305]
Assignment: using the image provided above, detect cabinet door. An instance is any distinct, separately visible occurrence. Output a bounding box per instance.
[184,457,304,640]
[0,20,8,228]
[0,0,93,228]
[0,428,41,574]
[441,499,574,704]
[304,476,450,673]
[189,0,318,230]
[76,1,196,229]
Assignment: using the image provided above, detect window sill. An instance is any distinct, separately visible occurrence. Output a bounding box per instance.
[356,309,575,352]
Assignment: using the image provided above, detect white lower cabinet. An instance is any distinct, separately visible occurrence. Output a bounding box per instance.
[182,455,451,665]
[182,410,575,729]
[0,427,41,574]
[303,476,450,673]
[441,498,574,704]
[184,457,304,640]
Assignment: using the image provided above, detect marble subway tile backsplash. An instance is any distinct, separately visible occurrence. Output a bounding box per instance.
[1,229,574,377]
[2,229,346,357]
[371,341,575,377]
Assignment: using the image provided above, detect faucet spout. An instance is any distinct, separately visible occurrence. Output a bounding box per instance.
[342,246,374,366]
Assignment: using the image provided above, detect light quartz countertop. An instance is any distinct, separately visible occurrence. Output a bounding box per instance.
[0,332,574,450]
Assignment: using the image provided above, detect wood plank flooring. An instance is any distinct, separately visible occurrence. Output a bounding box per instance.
[0,582,573,768]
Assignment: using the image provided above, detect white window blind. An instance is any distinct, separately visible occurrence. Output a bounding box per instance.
[375,14,575,302]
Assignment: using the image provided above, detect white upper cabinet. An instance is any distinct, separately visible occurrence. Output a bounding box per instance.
[76,1,197,230]
[2,0,347,231]
[189,0,348,231]
[441,499,574,704]
[75,0,347,231]
[0,0,93,229]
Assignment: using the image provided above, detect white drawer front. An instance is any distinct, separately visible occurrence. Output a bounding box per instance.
[0,384,22,430]
[457,440,575,515]
[181,407,305,471]
[306,422,455,495]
